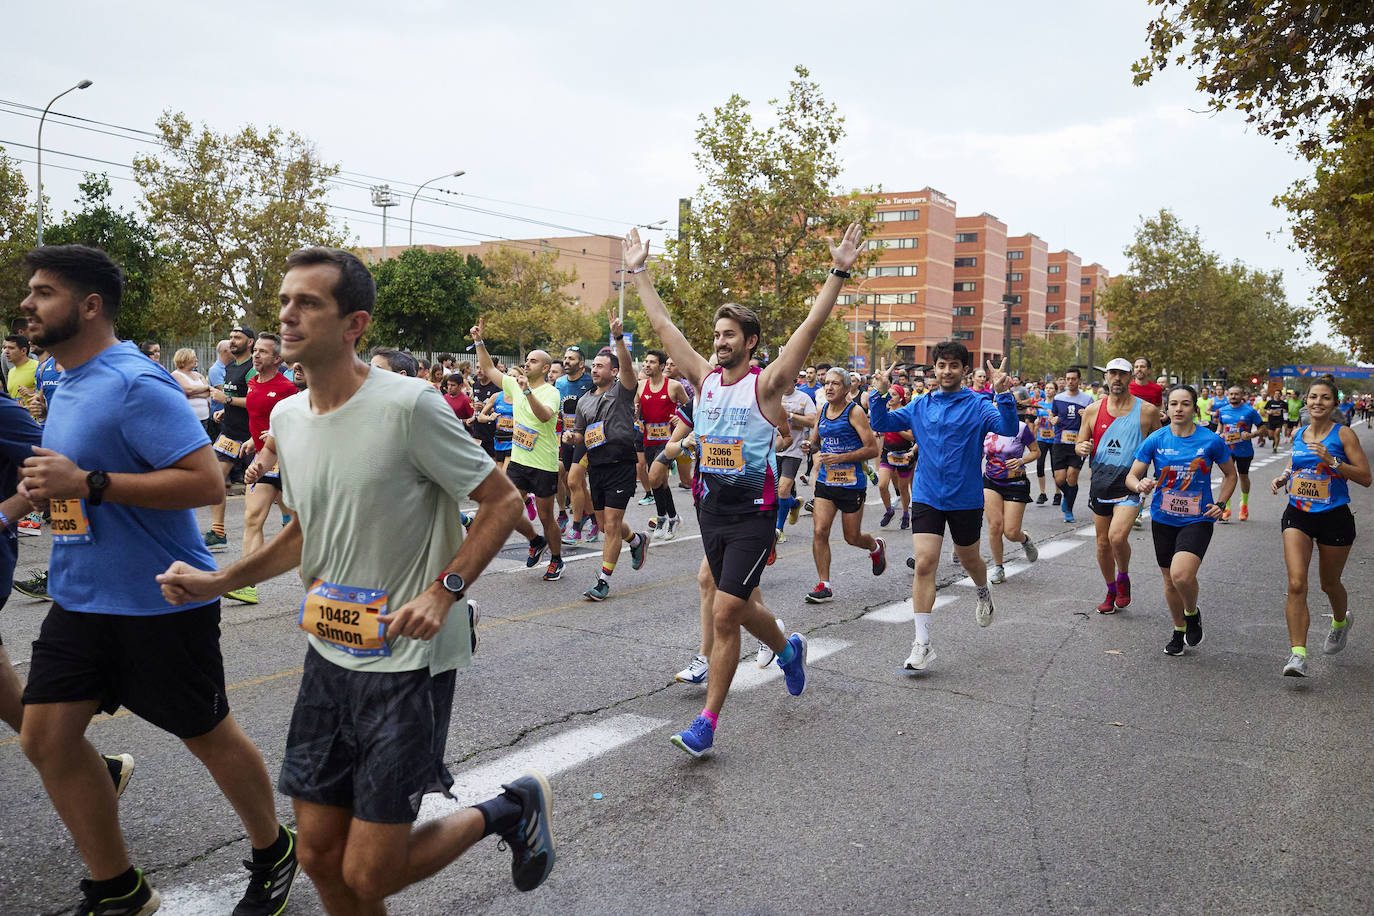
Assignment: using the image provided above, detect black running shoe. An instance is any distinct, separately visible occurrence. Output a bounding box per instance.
[1036,493,1047,505]
[1165,630,1186,656]
[233,827,298,916]
[1052,493,1062,507]
[14,569,48,600]
[74,868,159,915]
[497,771,556,892]
[1184,609,1203,647]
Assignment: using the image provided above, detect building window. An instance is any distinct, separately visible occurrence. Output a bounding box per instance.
[867,237,918,250]
[1080,296,1091,304]
[1009,272,1023,282]
[1010,295,1023,305]
[955,231,978,243]
[953,256,977,268]
[1081,277,1091,285]
[872,293,917,305]
[875,209,920,222]
[1047,304,1059,313]
[866,265,919,278]
[953,305,976,316]
[1047,285,1060,294]
[1048,265,1062,274]
[1010,317,1022,326]
[953,281,977,292]
[1007,250,1024,260]
[837,295,855,305]
[952,330,974,341]
[882,320,916,332]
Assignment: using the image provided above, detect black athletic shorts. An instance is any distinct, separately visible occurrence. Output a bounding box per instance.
[910,502,983,548]
[1281,504,1356,548]
[1232,455,1252,476]
[506,461,558,499]
[1151,520,1214,568]
[1088,494,1141,517]
[815,482,865,514]
[278,646,457,824]
[560,441,588,467]
[589,460,637,511]
[983,475,1031,504]
[698,508,775,600]
[1284,419,1298,430]
[213,435,253,472]
[23,600,228,740]
[1051,443,1084,471]
[776,455,802,481]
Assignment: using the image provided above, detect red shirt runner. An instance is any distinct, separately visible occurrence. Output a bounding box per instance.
[1129,380,1163,406]
[247,370,299,450]
[639,377,676,446]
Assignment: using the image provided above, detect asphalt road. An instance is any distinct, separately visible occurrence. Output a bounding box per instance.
[2,428,1372,915]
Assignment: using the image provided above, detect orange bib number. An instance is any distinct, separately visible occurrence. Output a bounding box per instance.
[826,464,858,486]
[213,434,244,459]
[49,498,92,545]
[1223,431,1241,445]
[886,450,912,468]
[1160,489,1202,517]
[1060,430,1078,444]
[584,421,606,449]
[512,423,539,451]
[700,436,745,476]
[645,422,671,442]
[497,415,515,432]
[1290,473,1331,503]
[299,579,390,657]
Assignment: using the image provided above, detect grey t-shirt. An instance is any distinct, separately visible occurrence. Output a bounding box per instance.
[574,380,638,466]
[274,367,495,675]
[779,389,816,459]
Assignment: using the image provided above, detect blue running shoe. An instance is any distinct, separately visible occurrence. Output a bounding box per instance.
[670,716,714,758]
[1062,511,1076,524]
[629,532,649,570]
[497,771,557,892]
[778,633,808,696]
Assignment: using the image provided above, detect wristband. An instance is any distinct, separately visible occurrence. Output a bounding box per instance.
[829,267,851,279]
[523,387,533,397]
[471,339,485,349]
[614,334,625,341]
[0,510,10,531]
[630,266,647,275]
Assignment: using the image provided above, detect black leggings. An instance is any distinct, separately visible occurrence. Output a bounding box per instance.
[1036,446,1050,480]
[644,444,677,518]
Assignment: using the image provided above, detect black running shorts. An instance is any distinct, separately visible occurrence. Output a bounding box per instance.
[909,502,983,548]
[559,441,587,468]
[1232,455,1252,476]
[1051,443,1084,471]
[1151,520,1214,568]
[23,600,228,739]
[506,462,558,499]
[589,461,637,512]
[278,646,457,824]
[698,508,775,600]
[1281,504,1356,548]
[815,482,865,514]
[983,475,1032,504]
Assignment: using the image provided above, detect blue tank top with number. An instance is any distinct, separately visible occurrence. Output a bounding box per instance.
[693,367,778,514]
[1289,425,1349,513]
[817,401,865,490]
[493,393,514,452]
[1089,397,1145,503]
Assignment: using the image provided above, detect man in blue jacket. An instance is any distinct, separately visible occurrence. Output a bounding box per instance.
[870,341,1018,671]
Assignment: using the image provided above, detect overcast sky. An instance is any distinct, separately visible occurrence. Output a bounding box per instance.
[4,0,1334,345]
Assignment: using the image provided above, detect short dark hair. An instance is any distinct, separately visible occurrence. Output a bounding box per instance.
[139,340,159,356]
[646,348,667,365]
[932,340,970,367]
[370,345,417,376]
[285,247,375,315]
[257,332,282,356]
[4,334,29,351]
[1134,356,1152,368]
[436,353,453,363]
[1065,367,1081,378]
[1165,383,1196,408]
[714,303,762,356]
[23,245,124,318]
[596,350,620,370]
[816,363,832,373]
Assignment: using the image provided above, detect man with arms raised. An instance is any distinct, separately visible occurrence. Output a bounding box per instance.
[624,223,863,758]
[158,247,555,914]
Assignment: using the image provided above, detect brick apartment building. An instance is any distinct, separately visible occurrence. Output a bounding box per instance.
[1004,233,1049,340]
[1079,264,1111,340]
[952,214,1007,367]
[1046,249,1082,337]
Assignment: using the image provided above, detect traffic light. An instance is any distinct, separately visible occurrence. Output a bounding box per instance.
[1250,375,1260,386]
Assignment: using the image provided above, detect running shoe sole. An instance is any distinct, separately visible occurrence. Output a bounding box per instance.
[670,733,712,758]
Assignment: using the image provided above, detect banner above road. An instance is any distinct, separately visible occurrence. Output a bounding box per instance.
[1269,364,1374,379]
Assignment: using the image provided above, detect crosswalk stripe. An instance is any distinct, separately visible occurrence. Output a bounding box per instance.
[955,538,1081,585]
[864,594,957,623]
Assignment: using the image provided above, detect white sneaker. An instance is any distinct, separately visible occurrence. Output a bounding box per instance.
[904,640,935,670]
[757,617,785,668]
[675,654,709,684]
[664,517,680,540]
[976,591,995,628]
[652,517,667,539]
[989,565,1005,584]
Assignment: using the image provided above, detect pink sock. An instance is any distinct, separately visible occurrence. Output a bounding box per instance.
[700,709,718,730]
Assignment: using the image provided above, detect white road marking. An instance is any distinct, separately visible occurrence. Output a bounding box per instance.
[492,534,705,572]
[955,538,1081,586]
[864,594,957,623]
[1075,526,1097,536]
[729,638,849,690]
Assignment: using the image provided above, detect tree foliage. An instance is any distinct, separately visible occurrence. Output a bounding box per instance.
[0,147,35,313]
[132,111,346,332]
[1100,209,1309,384]
[639,66,876,365]
[476,246,595,358]
[369,247,485,358]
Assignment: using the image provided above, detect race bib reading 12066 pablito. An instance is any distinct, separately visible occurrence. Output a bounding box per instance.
[700,436,745,475]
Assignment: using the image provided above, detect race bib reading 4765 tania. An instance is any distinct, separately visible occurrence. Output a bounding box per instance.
[299,579,390,657]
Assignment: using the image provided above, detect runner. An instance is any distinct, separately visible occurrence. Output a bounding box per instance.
[477,388,515,468]
[663,356,696,490]
[471,323,566,580]
[1284,389,1302,442]
[1214,386,1264,521]
[1033,380,1058,505]
[870,345,1019,671]
[802,367,886,603]
[4,334,37,408]
[1264,389,1287,453]
[1127,384,1236,655]
[775,372,817,544]
[1050,368,1093,523]
[626,223,864,757]
[875,383,915,529]
[204,325,255,552]
[981,408,1040,585]
[18,244,294,916]
[637,349,689,539]
[555,346,595,545]
[572,318,651,601]
[158,246,556,912]
[1269,376,1372,677]
[1074,358,1163,613]
[1128,356,1163,407]
[1196,385,1214,434]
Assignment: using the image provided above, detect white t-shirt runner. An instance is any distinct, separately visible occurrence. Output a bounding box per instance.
[779,389,816,460]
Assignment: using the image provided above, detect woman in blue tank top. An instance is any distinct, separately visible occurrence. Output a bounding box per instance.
[479,391,515,468]
[801,368,885,604]
[1269,376,1372,678]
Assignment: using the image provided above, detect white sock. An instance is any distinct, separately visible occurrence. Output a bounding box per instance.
[913,613,931,643]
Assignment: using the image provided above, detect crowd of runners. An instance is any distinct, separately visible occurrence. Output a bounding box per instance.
[0,233,1369,914]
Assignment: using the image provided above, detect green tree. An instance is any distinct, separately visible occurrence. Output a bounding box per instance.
[637,66,876,365]
[476,246,595,358]
[1016,332,1079,382]
[0,147,36,313]
[133,111,346,332]
[369,247,484,358]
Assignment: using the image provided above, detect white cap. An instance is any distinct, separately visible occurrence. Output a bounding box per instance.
[1105,357,1133,372]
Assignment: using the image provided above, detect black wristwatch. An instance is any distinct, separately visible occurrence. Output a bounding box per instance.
[85,470,110,506]
[437,572,466,600]
[830,267,852,279]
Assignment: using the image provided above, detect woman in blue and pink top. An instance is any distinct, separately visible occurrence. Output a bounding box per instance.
[981,419,1040,584]
[1128,385,1236,657]
[1268,375,1371,678]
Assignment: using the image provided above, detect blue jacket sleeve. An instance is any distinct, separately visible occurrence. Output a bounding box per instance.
[984,392,1019,437]
[0,397,43,467]
[869,392,908,433]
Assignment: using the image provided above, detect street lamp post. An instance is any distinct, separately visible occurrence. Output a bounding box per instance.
[35,79,93,245]
[618,220,667,325]
[408,170,465,248]
[370,185,398,260]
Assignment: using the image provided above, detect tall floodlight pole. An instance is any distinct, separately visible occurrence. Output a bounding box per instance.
[36,79,93,244]
[408,170,465,247]
[371,185,398,260]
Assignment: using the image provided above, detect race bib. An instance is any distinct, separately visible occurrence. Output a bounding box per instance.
[49,498,92,545]
[1223,431,1241,445]
[887,450,913,467]
[645,422,671,442]
[1007,462,1026,479]
[563,412,577,427]
[584,421,606,449]
[299,579,390,657]
[213,435,244,458]
[1061,430,1077,444]
[497,415,515,431]
[827,464,858,486]
[700,436,745,475]
[1290,472,1331,503]
[1160,489,1202,517]
[512,423,539,451]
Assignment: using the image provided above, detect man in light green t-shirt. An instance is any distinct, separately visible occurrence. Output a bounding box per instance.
[3,334,37,405]
[470,316,567,581]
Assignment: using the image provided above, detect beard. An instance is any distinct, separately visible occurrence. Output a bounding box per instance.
[28,306,82,348]
[717,348,745,370]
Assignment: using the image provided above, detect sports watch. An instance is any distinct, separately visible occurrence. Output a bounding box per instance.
[85,470,110,506]
[437,572,466,600]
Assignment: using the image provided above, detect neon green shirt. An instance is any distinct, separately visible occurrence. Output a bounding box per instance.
[503,376,560,472]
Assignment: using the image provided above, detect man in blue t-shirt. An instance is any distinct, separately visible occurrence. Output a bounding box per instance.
[1050,367,1095,522]
[1213,386,1264,521]
[15,245,297,914]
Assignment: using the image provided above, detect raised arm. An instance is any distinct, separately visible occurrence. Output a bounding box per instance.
[984,357,1019,437]
[758,223,863,402]
[469,316,507,391]
[624,229,711,389]
[610,311,636,392]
